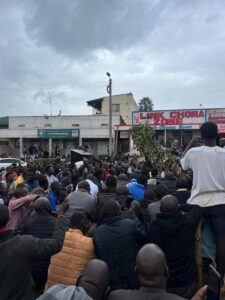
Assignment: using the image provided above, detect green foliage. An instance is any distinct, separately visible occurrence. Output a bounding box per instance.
[33,158,57,166]
[129,124,178,173]
[138,97,154,111]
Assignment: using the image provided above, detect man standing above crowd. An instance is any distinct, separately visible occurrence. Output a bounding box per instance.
[181,122,225,283]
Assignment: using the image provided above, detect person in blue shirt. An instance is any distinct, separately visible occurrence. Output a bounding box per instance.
[128,174,147,201]
[49,181,61,212]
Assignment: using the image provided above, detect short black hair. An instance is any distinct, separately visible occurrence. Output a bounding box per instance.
[13,184,27,199]
[176,178,187,189]
[154,184,169,200]
[77,180,90,192]
[70,211,89,234]
[0,205,9,227]
[200,122,218,140]
[151,168,158,177]
[137,174,147,186]
[101,199,121,219]
[50,181,61,193]
[105,175,117,188]
[38,174,48,190]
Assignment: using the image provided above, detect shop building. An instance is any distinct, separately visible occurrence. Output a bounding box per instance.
[0,114,121,157]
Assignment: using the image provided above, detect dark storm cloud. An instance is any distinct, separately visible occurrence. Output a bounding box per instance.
[22,0,162,57]
[1,0,225,116]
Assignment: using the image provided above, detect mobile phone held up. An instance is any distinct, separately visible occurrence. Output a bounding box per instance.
[207,265,221,300]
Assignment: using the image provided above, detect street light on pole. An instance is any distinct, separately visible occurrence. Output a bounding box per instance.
[106,72,113,157]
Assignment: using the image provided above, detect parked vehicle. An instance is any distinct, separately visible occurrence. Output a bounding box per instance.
[0,158,27,169]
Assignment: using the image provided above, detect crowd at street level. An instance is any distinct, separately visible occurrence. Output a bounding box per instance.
[0,121,225,300]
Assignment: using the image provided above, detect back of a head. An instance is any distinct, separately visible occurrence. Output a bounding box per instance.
[151,168,158,178]
[13,184,28,199]
[77,180,90,193]
[136,244,168,289]
[118,174,128,181]
[77,259,109,300]
[38,174,48,190]
[101,199,121,219]
[50,181,61,193]
[0,205,9,227]
[144,189,157,202]
[176,178,187,189]
[33,197,50,214]
[130,172,138,180]
[200,122,218,140]
[154,184,169,200]
[116,185,128,196]
[105,175,117,188]
[137,174,147,186]
[62,168,71,177]
[160,195,180,213]
[70,211,90,234]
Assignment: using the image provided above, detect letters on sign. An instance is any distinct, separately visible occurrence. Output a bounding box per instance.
[133,110,205,128]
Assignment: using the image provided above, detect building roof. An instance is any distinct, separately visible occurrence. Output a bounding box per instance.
[87,97,103,111]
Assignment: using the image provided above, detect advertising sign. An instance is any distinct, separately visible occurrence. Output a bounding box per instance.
[207,109,225,133]
[37,128,79,139]
[132,109,206,130]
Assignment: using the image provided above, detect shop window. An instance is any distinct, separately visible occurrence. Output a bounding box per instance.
[112,104,120,113]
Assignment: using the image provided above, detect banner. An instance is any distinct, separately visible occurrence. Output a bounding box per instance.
[207,109,225,134]
[132,109,206,130]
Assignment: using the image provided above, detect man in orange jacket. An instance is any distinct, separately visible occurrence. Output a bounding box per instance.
[46,211,95,288]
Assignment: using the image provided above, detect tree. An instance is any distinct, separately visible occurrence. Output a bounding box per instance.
[129,124,178,173]
[138,97,154,111]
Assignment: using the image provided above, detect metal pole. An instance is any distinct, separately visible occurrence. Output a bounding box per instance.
[107,74,112,157]
[49,92,52,116]
[164,129,167,145]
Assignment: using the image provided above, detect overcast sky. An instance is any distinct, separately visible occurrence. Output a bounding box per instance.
[1,0,225,117]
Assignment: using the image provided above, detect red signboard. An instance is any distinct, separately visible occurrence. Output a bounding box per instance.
[132,109,206,130]
[207,109,225,134]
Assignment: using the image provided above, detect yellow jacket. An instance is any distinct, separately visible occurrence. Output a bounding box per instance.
[46,229,95,288]
[15,175,24,186]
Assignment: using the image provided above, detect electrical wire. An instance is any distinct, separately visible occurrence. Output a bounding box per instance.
[0,81,108,91]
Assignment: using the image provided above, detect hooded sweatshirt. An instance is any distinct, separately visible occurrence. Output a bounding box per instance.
[148,208,201,288]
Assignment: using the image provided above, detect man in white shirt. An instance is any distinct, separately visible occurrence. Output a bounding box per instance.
[181,122,225,281]
[46,166,58,189]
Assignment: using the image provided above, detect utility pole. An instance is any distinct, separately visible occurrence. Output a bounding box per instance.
[49,92,52,116]
[106,72,113,157]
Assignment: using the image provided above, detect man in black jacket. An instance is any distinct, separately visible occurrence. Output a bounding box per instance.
[20,197,56,296]
[0,204,66,300]
[93,199,147,291]
[108,244,207,300]
[148,195,201,299]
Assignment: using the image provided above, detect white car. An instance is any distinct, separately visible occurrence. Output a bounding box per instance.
[0,158,27,169]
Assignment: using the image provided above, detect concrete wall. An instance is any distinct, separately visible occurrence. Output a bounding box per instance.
[101,93,138,124]
[0,115,121,139]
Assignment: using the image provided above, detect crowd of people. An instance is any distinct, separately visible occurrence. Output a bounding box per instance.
[0,121,225,300]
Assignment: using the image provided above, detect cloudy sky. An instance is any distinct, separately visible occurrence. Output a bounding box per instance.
[1,0,225,116]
